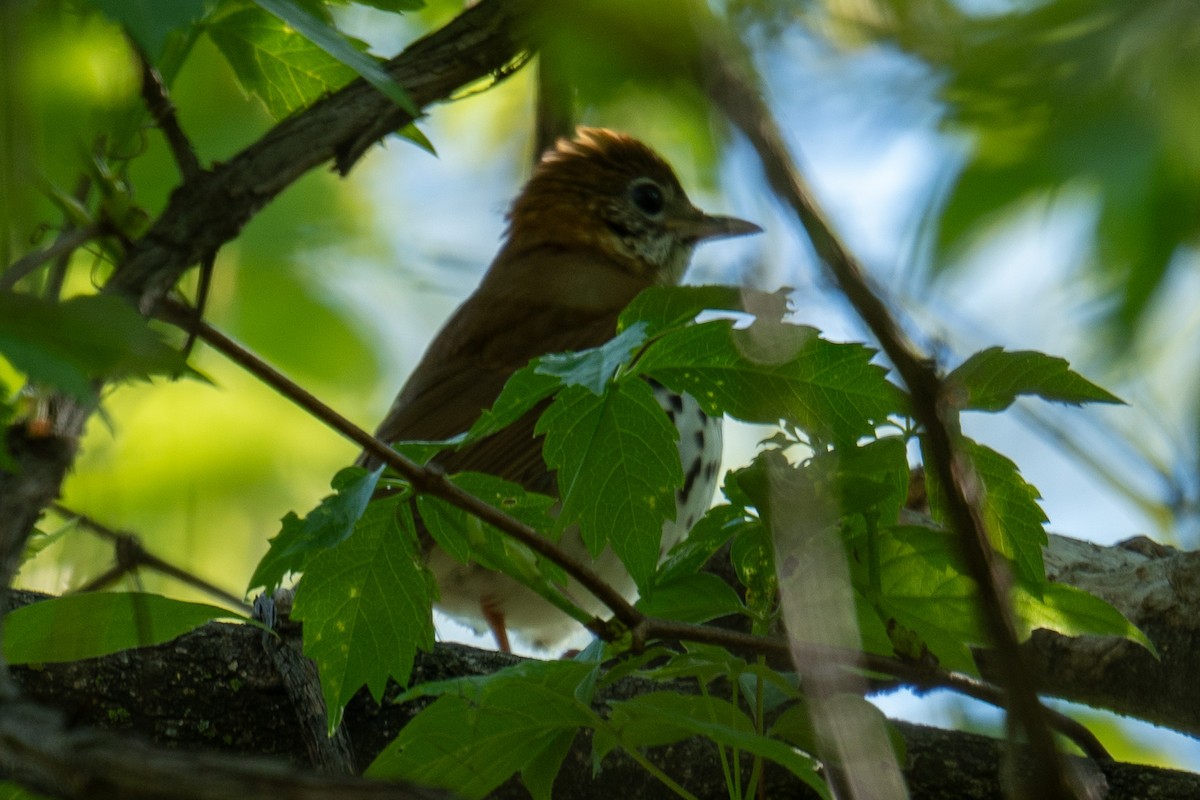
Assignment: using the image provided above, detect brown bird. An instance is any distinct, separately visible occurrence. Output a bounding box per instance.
[362,128,761,651]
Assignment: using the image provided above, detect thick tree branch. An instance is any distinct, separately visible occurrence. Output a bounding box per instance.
[5,588,1197,800]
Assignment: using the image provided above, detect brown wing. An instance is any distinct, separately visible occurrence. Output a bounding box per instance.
[358,275,631,493]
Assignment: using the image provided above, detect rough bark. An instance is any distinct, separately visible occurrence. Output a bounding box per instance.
[4,561,1199,800]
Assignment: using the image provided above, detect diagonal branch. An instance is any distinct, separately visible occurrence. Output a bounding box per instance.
[698,33,1087,800]
[0,0,534,668]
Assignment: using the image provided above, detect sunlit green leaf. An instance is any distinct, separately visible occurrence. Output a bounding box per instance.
[208,7,358,119]
[252,0,416,114]
[4,593,242,664]
[534,323,648,395]
[416,472,558,583]
[925,439,1048,585]
[1013,581,1156,655]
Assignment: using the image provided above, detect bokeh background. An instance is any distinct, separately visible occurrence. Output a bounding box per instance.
[3,0,1198,771]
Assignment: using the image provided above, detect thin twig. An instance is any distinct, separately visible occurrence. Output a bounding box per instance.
[151,298,1110,764]
[640,618,1110,762]
[0,226,97,290]
[49,503,251,613]
[138,52,201,180]
[699,37,1084,798]
[152,299,643,631]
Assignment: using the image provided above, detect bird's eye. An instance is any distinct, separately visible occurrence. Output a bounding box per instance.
[629,179,665,217]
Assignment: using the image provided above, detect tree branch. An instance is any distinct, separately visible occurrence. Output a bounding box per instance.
[5,587,1196,800]
[698,32,1085,799]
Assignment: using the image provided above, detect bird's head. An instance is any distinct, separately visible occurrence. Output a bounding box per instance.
[505,127,761,285]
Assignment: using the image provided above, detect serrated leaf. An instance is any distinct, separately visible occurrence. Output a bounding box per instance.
[208,7,358,119]
[538,380,682,589]
[638,319,899,443]
[1013,581,1155,655]
[618,285,772,337]
[248,466,383,593]
[89,0,211,61]
[946,347,1124,412]
[293,495,433,723]
[871,525,985,673]
[368,660,596,799]
[3,593,242,664]
[602,693,828,797]
[252,0,416,114]
[416,472,559,584]
[925,439,1048,584]
[466,365,563,442]
[636,573,743,623]
[534,323,648,395]
[0,292,188,399]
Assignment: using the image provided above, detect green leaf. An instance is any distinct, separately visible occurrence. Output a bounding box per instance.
[618,285,784,337]
[946,347,1124,412]
[1013,581,1156,655]
[636,572,743,623]
[293,494,434,723]
[539,380,682,589]
[252,0,417,114]
[89,0,212,61]
[247,466,383,594]
[925,439,1049,585]
[368,661,596,799]
[466,365,563,442]
[521,728,576,800]
[638,319,899,442]
[354,0,424,11]
[601,692,828,798]
[0,292,188,399]
[0,779,53,800]
[416,472,558,583]
[208,7,357,119]
[870,525,985,673]
[534,323,648,395]
[3,593,242,665]
[729,516,775,623]
[656,503,744,584]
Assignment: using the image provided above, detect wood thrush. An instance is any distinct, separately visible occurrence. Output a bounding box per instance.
[362,128,761,651]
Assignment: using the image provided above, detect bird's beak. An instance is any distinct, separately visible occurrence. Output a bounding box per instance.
[673,209,764,243]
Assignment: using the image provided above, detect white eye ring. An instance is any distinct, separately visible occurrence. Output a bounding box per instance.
[629,178,666,218]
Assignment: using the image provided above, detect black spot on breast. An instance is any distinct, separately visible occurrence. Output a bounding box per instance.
[668,394,684,412]
[694,429,705,449]
[680,457,702,499]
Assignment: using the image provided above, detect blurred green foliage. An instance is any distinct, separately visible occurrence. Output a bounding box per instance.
[817,0,1200,334]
